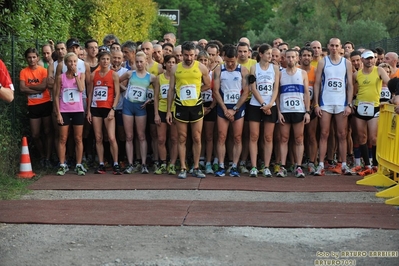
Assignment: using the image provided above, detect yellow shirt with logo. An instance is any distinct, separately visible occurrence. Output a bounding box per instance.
[158,73,174,112]
[175,61,202,106]
[355,66,382,107]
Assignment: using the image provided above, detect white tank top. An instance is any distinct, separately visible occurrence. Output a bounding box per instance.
[250,63,276,106]
[320,56,347,106]
[220,64,242,105]
[115,67,129,110]
[279,68,305,113]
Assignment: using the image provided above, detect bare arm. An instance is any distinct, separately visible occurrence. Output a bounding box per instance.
[0,84,14,102]
[200,63,211,92]
[235,66,249,109]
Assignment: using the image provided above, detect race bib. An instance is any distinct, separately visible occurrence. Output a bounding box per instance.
[147,88,154,100]
[326,78,344,93]
[380,87,391,100]
[283,96,302,111]
[201,89,213,102]
[357,101,374,117]
[309,86,314,100]
[28,93,43,99]
[257,82,273,96]
[223,90,240,104]
[93,86,108,101]
[62,88,80,103]
[180,84,197,100]
[160,84,169,99]
[127,85,146,102]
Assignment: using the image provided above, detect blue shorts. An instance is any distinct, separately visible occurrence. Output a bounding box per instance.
[217,103,245,120]
[122,98,147,117]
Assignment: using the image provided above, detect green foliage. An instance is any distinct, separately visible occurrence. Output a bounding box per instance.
[0,173,32,200]
[339,19,390,46]
[148,16,177,42]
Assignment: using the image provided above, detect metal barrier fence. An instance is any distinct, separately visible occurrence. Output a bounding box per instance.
[358,36,399,53]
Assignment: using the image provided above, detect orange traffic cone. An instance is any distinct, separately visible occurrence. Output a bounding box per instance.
[18,137,35,179]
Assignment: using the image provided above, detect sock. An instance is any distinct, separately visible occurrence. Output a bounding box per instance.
[355,158,361,166]
[219,163,225,168]
[372,145,378,166]
[213,158,218,164]
[206,161,211,166]
[114,162,118,166]
[232,163,237,168]
[240,160,246,166]
[319,162,324,168]
[341,162,347,168]
[359,144,370,166]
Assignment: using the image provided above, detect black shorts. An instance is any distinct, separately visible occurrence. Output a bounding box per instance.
[90,107,111,118]
[281,112,305,124]
[28,101,52,119]
[203,102,217,122]
[146,103,155,124]
[217,104,245,121]
[59,112,84,126]
[174,104,203,123]
[158,110,167,123]
[247,104,277,123]
[243,100,251,121]
[115,110,124,126]
[353,106,379,121]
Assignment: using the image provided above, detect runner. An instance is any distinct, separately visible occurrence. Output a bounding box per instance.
[119,51,157,174]
[86,50,121,175]
[0,59,14,103]
[19,48,53,168]
[166,41,211,179]
[247,44,279,177]
[153,54,179,175]
[313,38,354,176]
[53,52,86,176]
[213,46,249,177]
[352,50,390,176]
[276,49,310,178]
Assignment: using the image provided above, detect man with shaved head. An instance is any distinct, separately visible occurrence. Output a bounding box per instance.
[163,32,177,46]
[310,40,322,68]
[153,44,163,64]
[384,52,399,78]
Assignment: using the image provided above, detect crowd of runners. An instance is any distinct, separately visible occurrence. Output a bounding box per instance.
[18,33,399,178]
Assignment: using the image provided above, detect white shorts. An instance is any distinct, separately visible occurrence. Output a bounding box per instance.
[320,105,345,114]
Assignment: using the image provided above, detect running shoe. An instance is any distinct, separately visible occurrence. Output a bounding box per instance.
[178,169,187,179]
[95,164,106,174]
[273,164,280,174]
[258,163,265,174]
[193,168,206,178]
[215,168,226,177]
[239,165,249,174]
[76,165,86,176]
[155,163,168,175]
[330,163,342,174]
[263,167,272,177]
[351,165,363,174]
[314,165,325,176]
[307,163,316,175]
[124,164,134,174]
[341,165,355,176]
[294,167,305,178]
[276,167,287,178]
[212,163,219,172]
[141,165,149,174]
[168,164,176,175]
[113,164,122,175]
[358,167,375,177]
[205,164,214,174]
[56,165,68,176]
[249,167,258,178]
[229,167,240,177]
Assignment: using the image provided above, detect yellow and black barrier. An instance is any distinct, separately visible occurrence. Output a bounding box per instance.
[356,104,399,205]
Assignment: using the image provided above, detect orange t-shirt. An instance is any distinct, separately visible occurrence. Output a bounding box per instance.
[20,66,50,105]
[91,70,115,109]
[390,68,399,79]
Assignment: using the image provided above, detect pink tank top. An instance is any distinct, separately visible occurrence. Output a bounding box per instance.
[59,73,84,113]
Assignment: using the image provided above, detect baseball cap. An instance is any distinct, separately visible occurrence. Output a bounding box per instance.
[66,38,80,48]
[361,50,374,59]
[98,45,110,53]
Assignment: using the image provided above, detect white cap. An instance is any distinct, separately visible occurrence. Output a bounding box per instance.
[361,51,374,59]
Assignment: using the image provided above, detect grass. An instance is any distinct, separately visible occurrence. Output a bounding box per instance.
[0,173,34,200]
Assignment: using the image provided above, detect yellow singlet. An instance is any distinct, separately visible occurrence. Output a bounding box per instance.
[175,61,202,106]
[158,73,174,112]
[355,66,382,107]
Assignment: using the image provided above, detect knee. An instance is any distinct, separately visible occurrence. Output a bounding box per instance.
[295,135,304,145]
[250,133,259,143]
[264,134,273,143]
[234,135,242,145]
[192,135,201,144]
[280,135,289,144]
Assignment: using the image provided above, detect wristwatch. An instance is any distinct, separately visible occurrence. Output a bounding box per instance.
[347,103,353,108]
[261,102,267,107]
[73,73,78,77]
[306,110,311,115]
[111,106,116,111]
[233,106,238,111]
